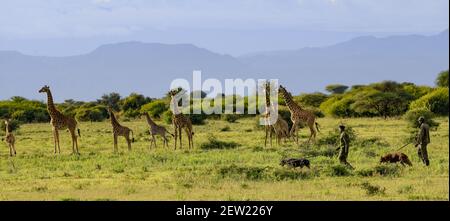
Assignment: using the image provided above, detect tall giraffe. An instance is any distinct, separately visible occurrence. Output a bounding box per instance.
[39,85,80,154]
[278,85,320,144]
[142,112,173,148]
[107,107,134,152]
[4,119,16,156]
[263,81,289,146]
[169,90,194,150]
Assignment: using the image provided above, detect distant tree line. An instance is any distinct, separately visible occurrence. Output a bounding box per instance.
[0,70,447,126]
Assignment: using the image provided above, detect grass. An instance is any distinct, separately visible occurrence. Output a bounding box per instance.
[0,117,448,201]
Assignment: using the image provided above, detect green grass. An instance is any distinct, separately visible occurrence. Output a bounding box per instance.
[0,117,448,201]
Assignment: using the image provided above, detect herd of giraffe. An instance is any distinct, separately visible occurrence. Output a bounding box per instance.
[2,84,320,155]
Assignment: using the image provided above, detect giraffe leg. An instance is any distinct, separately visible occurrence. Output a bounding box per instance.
[173,127,177,150]
[52,128,57,154]
[290,121,299,145]
[113,134,118,153]
[55,129,61,154]
[185,129,191,149]
[70,129,76,154]
[179,127,182,149]
[151,134,156,148]
[264,126,269,147]
[126,134,132,151]
[9,144,12,157]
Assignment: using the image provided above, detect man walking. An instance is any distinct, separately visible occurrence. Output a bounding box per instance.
[415,116,430,166]
[337,124,353,169]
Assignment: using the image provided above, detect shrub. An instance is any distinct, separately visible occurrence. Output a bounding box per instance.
[140,100,168,118]
[435,70,449,87]
[0,119,21,133]
[200,134,239,150]
[295,92,328,107]
[360,182,385,196]
[326,164,352,177]
[222,114,239,123]
[161,110,173,124]
[374,164,401,176]
[317,126,357,146]
[403,108,439,128]
[75,105,108,122]
[409,87,449,116]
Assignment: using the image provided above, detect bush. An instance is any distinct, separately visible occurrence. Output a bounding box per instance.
[317,126,357,146]
[360,182,385,196]
[0,119,21,133]
[403,108,439,128]
[140,100,168,118]
[161,110,173,124]
[222,114,239,123]
[326,164,352,177]
[409,87,449,116]
[75,105,108,122]
[435,70,449,87]
[295,92,328,107]
[0,99,49,123]
[200,134,239,150]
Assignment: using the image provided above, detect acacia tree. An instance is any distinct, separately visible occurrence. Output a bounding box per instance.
[325,84,349,94]
[352,90,410,118]
[436,70,449,87]
[97,92,121,111]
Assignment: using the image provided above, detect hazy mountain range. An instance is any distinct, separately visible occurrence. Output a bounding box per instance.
[0,29,448,102]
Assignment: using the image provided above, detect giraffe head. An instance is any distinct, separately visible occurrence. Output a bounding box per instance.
[278,85,287,95]
[38,85,50,93]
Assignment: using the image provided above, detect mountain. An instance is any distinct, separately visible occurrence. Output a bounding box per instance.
[0,30,448,101]
[239,29,449,93]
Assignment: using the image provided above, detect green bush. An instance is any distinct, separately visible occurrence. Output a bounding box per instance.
[326,164,352,177]
[403,108,439,128]
[222,114,239,123]
[410,87,449,116]
[0,99,49,123]
[162,110,173,124]
[200,134,239,150]
[317,126,357,146]
[75,105,108,122]
[140,100,168,118]
[295,92,329,107]
[0,119,21,133]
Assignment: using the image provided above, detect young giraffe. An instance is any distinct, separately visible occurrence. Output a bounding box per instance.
[272,114,290,145]
[263,81,289,147]
[169,90,194,150]
[39,85,80,154]
[107,107,134,152]
[142,112,174,148]
[278,85,320,144]
[4,119,16,156]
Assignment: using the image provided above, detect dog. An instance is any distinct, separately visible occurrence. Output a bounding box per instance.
[280,158,310,169]
[380,152,412,166]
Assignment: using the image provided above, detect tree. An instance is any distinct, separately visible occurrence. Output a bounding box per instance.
[410,87,449,116]
[120,93,152,118]
[295,92,329,107]
[97,92,121,111]
[436,70,449,87]
[190,90,208,99]
[325,84,349,94]
[140,100,168,118]
[352,90,409,118]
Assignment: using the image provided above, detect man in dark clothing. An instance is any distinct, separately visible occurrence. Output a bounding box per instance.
[337,124,353,169]
[415,116,430,166]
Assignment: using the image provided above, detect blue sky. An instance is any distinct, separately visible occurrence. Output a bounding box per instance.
[0,0,448,56]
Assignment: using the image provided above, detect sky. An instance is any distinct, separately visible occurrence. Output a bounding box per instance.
[0,0,448,56]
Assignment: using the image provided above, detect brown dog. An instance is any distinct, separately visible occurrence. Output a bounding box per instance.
[380,152,412,166]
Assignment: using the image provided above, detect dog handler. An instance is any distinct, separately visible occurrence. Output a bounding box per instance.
[336,124,353,169]
[415,116,430,166]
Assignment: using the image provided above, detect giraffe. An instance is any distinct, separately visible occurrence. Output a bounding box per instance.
[38,85,80,154]
[278,85,320,144]
[263,81,275,147]
[169,90,194,150]
[3,119,16,156]
[107,107,134,152]
[142,112,174,148]
[272,115,290,145]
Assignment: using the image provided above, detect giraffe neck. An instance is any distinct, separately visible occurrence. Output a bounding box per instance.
[5,123,10,134]
[145,113,157,127]
[46,90,59,116]
[282,90,302,112]
[110,112,121,127]
[171,97,181,115]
